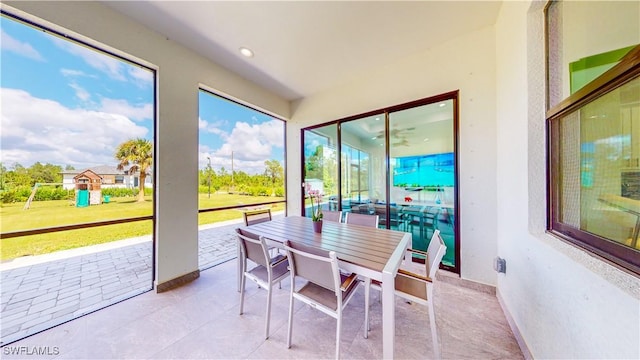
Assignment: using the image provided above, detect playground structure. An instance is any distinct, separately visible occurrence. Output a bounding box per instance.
[73,170,103,207]
[23,170,105,210]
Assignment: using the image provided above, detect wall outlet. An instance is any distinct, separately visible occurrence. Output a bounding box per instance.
[494,256,506,274]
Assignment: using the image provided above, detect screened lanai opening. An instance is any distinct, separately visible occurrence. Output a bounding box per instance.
[197,89,286,270]
[0,12,156,345]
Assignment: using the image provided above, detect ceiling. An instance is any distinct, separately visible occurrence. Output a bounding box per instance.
[103,1,502,101]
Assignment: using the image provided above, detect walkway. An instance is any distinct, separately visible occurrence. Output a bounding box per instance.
[0,217,253,345]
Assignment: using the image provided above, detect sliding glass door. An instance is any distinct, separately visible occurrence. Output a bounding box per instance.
[301,92,459,272]
[389,100,457,268]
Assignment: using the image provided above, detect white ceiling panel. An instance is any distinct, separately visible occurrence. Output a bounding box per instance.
[104,1,502,101]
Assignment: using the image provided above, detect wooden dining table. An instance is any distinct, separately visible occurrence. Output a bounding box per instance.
[240,215,411,359]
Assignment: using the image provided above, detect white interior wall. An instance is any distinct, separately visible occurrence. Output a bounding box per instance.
[4,1,290,287]
[288,26,498,285]
[496,1,640,358]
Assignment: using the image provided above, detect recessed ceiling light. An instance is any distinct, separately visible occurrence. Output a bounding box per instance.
[439,103,446,107]
[371,136,377,140]
[239,47,254,58]
[423,138,430,142]
[375,117,380,121]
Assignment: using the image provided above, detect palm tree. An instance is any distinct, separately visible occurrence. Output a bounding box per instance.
[114,138,152,202]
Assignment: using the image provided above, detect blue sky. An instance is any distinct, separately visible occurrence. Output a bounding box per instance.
[198,91,285,174]
[1,15,284,175]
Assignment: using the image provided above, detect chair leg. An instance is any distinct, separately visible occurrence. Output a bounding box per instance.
[336,313,342,359]
[239,274,246,315]
[237,245,242,292]
[364,277,371,338]
[287,289,294,349]
[265,285,272,340]
[428,288,441,359]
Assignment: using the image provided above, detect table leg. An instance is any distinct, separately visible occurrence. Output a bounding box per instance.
[382,270,395,359]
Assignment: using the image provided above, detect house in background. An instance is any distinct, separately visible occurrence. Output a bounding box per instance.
[61,165,152,190]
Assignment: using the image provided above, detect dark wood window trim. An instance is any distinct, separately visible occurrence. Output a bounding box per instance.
[300,91,460,274]
[546,46,640,276]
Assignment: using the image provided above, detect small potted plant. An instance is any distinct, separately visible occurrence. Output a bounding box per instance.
[306,185,323,233]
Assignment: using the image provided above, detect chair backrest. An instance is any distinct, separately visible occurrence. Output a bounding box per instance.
[236,228,270,268]
[284,240,340,294]
[344,212,379,227]
[422,206,440,226]
[426,229,447,279]
[374,205,400,221]
[322,210,342,223]
[243,208,272,226]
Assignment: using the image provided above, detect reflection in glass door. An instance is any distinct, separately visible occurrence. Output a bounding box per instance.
[302,124,338,217]
[341,115,387,221]
[301,92,459,273]
[389,100,457,268]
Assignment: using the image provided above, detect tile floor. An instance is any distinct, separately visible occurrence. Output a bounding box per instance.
[2,259,524,359]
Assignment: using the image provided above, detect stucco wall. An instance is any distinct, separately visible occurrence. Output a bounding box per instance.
[496,1,640,358]
[3,1,290,287]
[288,25,498,285]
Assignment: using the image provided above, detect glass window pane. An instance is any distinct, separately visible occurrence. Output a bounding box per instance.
[302,125,338,216]
[390,100,457,267]
[547,1,639,108]
[558,77,640,249]
[341,115,386,221]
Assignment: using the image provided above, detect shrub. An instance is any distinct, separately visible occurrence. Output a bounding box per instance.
[33,186,69,201]
[0,190,18,203]
[246,186,270,196]
[102,187,137,197]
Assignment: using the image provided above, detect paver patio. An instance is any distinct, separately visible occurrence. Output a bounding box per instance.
[0,215,273,345]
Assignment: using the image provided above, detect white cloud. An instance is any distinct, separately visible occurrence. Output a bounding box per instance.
[52,37,126,81]
[199,117,230,138]
[128,66,153,87]
[0,88,148,168]
[69,82,91,101]
[60,68,95,78]
[197,119,284,175]
[1,29,45,61]
[206,119,283,174]
[99,98,153,122]
[198,117,208,129]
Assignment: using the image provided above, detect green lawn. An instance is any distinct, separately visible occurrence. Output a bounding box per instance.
[0,193,285,261]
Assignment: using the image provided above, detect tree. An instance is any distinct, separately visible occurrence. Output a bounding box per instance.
[29,162,62,184]
[0,162,6,190]
[264,159,283,187]
[114,138,153,202]
[6,163,31,187]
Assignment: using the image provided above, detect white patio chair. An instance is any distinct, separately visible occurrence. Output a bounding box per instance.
[236,228,289,340]
[364,229,447,359]
[283,240,360,359]
[322,210,342,223]
[344,212,379,227]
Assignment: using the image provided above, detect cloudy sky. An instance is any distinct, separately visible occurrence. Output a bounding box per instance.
[1,15,284,175]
